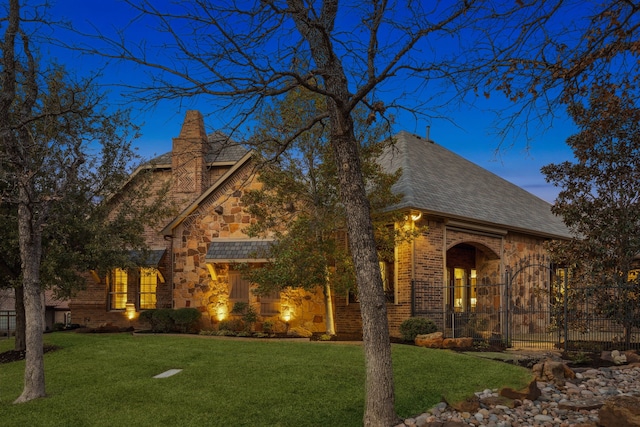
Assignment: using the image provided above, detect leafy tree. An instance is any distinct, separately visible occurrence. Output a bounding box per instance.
[80,1,585,424]
[241,86,417,335]
[542,83,640,346]
[470,1,640,142]
[0,1,171,403]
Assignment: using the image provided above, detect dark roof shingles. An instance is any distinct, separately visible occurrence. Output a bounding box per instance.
[205,240,273,261]
[379,131,570,238]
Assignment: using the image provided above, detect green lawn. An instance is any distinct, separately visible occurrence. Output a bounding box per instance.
[0,333,530,426]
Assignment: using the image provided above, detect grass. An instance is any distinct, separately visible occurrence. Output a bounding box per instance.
[0,333,531,426]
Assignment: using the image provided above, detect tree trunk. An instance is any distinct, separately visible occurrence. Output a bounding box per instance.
[14,188,46,403]
[323,281,336,335]
[331,126,398,427]
[14,285,26,351]
[287,2,399,424]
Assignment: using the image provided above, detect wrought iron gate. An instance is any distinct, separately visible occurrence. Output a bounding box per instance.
[412,256,640,350]
[411,255,562,350]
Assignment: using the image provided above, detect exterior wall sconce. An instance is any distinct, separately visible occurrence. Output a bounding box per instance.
[125,303,136,320]
[410,211,422,222]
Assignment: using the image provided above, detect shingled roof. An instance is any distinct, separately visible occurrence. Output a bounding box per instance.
[149,131,248,166]
[379,131,570,239]
[205,239,274,262]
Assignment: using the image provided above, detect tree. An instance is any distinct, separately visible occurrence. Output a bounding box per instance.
[82,1,569,424]
[0,1,170,403]
[469,0,640,141]
[542,84,640,346]
[241,85,417,336]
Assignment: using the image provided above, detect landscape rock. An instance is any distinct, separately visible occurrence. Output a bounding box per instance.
[533,359,575,385]
[499,378,541,401]
[442,337,473,349]
[415,332,443,348]
[447,395,479,413]
[598,395,640,427]
[397,365,640,427]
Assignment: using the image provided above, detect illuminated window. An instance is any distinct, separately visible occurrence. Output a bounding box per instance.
[139,268,158,310]
[109,268,128,310]
[380,260,395,303]
[448,267,477,312]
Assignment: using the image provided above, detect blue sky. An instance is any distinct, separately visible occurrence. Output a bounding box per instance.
[46,0,576,203]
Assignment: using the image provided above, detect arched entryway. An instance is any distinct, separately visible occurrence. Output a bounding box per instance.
[445,242,501,337]
[446,242,500,312]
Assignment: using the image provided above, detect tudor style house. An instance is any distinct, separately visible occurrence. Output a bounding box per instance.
[70,111,569,340]
[70,111,326,333]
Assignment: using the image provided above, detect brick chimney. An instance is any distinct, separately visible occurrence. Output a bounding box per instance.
[172,110,208,196]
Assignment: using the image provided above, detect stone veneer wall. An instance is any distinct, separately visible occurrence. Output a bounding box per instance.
[171,162,325,333]
[503,232,554,334]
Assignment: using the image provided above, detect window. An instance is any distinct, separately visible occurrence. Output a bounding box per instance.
[229,270,250,304]
[1,310,16,335]
[379,260,395,303]
[109,268,128,310]
[229,270,280,316]
[139,268,158,310]
[260,291,281,317]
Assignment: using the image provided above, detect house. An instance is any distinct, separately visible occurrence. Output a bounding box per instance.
[334,131,571,341]
[1,288,70,335]
[70,110,326,333]
[70,111,569,341]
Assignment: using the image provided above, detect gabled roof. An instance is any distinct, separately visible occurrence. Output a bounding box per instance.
[160,150,254,235]
[379,131,570,239]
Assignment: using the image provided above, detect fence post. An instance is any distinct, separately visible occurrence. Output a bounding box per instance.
[504,268,510,347]
[563,267,568,352]
[410,280,415,317]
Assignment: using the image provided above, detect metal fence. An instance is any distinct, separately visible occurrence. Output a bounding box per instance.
[1,310,16,337]
[412,268,640,351]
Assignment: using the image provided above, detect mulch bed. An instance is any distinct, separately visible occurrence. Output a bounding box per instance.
[0,345,60,364]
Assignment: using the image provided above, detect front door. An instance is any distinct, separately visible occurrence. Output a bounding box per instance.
[446,267,477,313]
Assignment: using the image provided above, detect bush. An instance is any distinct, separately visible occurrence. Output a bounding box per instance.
[171,308,201,333]
[140,308,202,333]
[218,318,244,332]
[151,308,175,333]
[139,310,156,325]
[399,317,437,342]
[230,302,258,331]
[262,320,275,334]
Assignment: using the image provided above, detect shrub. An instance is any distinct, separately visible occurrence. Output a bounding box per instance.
[231,302,258,331]
[262,320,275,334]
[171,308,202,333]
[288,326,313,338]
[139,309,156,326]
[218,318,244,332]
[52,323,66,332]
[151,308,175,333]
[399,317,437,342]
